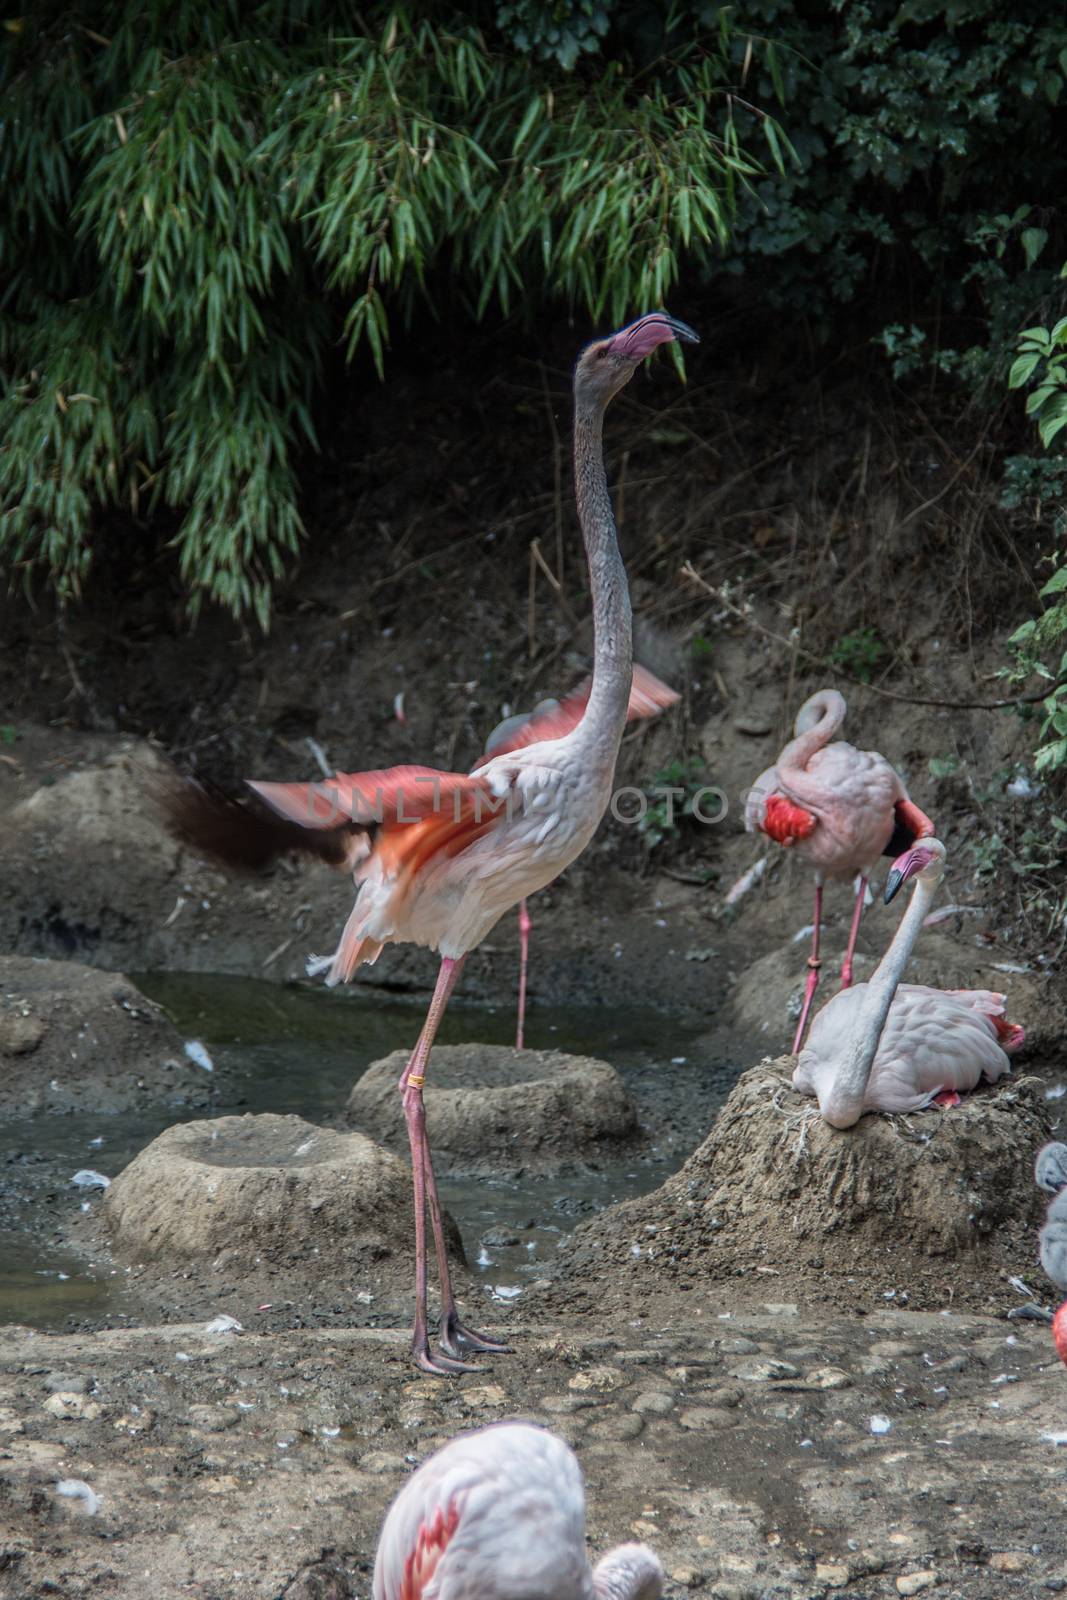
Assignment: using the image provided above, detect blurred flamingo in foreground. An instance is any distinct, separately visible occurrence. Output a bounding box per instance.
[793,837,1025,1128]
[373,1422,664,1600]
[745,689,934,1052]
[482,664,679,1048]
[1034,1142,1067,1367]
[163,310,698,1374]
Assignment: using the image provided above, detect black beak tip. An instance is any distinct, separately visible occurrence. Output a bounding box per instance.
[884,869,903,905]
[671,318,700,345]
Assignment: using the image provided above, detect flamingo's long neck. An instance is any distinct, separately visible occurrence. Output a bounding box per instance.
[573,399,633,764]
[778,692,845,779]
[821,867,940,1128]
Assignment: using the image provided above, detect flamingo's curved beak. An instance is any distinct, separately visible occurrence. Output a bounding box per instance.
[611,313,700,360]
[884,842,937,903]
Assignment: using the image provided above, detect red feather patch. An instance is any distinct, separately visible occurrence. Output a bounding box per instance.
[762,794,817,845]
[400,1502,461,1600]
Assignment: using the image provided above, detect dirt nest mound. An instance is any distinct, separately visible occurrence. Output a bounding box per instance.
[344,1045,640,1175]
[0,954,205,1115]
[564,1057,1052,1311]
[103,1112,461,1273]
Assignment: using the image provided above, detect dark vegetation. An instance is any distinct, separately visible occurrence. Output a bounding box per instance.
[0,0,1065,776]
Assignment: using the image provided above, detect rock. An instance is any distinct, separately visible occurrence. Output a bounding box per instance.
[587,1413,644,1441]
[282,1559,355,1600]
[815,1564,850,1588]
[43,1392,101,1421]
[632,1390,675,1415]
[679,1407,735,1430]
[540,1394,601,1414]
[0,955,189,1114]
[988,1551,1032,1573]
[360,1452,406,1475]
[0,1406,25,1435]
[458,1384,507,1409]
[733,717,772,737]
[567,1365,626,1392]
[345,1045,640,1175]
[103,1113,461,1274]
[896,1573,938,1595]
[805,1367,852,1389]
[670,1568,700,1588]
[730,1359,799,1382]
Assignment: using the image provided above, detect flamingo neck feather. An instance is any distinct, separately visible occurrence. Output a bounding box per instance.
[822,868,938,1128]
[778,690,846,783]
[573,400,633,764]
[592,1543,665,1600]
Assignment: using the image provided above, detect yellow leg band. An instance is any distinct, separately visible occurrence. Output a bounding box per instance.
[407,1073,425,1090]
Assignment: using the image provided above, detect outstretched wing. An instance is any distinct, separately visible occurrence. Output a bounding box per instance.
[482,664,679,762]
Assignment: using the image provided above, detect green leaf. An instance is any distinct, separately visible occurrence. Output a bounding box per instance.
[1008,352,1041,388]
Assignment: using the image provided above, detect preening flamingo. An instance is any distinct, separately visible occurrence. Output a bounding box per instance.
[1035,1142,1067,1367]
[482,664,679,1048]
[163,310,698,1374]
[793,837,1026,1128]
[745,689,934,1053]
[373,1422,664,1600]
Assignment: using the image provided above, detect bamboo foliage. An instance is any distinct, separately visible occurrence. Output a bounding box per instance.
[0,4,785,620]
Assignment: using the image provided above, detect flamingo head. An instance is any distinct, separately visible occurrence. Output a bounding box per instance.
[883,835,947,904]
[575,312,699,410]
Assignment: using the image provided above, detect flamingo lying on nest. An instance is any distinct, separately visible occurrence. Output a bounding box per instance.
[374,1422,664,1600]
[793,837,1026,1128]
[482,665,679,1047]
[1035,1142,1067,1367]
[745,689,934,1053]
[163,310,698,1374]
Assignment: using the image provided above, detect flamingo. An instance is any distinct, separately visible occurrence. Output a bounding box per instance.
[792,837,1026,1128]
[745,689,935,1053]
[163,310,699,1374]
[481,664,679,1048]
[373,1422,664,1600]
[1035,1142,1067,1366]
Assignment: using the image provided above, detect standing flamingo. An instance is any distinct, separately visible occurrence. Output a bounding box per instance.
[164,310,698,1374]
[373,1422,664,1600]
[792,837,1026,1128]
[482,664,679,1048]
[1035,1142,1067,1367]
[745,689,934,1053]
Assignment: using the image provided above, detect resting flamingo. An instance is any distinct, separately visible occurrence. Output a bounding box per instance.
[373,1422,664,1600]
[482,665,679,1048]
[745,689,934,1052]
[793,837,1026,1128]
[1035,1142,1067,1367]
[163,310,698,1374]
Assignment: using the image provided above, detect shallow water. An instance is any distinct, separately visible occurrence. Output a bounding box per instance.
[0,973,744,1329]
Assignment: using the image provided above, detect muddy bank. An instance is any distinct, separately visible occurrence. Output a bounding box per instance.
[0,1309,1064,1600]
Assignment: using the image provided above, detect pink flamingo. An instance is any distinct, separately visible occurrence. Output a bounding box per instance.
[1035,1143,1067,1367]
[164,310,698,1374]
[792,837,1026,1128]
[482,664,679,1048]
[745,688,934,1053]
[373,1422,664,1600]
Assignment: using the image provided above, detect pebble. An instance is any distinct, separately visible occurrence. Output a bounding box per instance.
[44,1372,87,1395]
[43,1392,101,1421]
[896,1573,938,1595]
[805,1367,852,1389]
[719,1338,760,1355]
[733,717,772,736]
[359,1452,406,1475]
[632,1390,675,1416]
[459,1384,507,1408]
[588,1413,644,1442]
[814,1563,850,1588]
[568,1366,626,1392]
[670,1569,700,1588]
[679,1407,739,1430]
[730,1359,799,1383]
[0,1406,25,1435]
[540,1394,601,1414]
[988,1551,1033,1572]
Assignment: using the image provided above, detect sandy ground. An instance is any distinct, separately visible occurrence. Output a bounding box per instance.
[1,725,1065,1599]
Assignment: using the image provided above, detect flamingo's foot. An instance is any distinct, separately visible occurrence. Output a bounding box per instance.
[411,1331,484,1378]
[932,1089,961,1108]
[438,1307,513,1360]
[839,964,853,990]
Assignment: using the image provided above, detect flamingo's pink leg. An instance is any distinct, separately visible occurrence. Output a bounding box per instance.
[515,898,531,1050]
[840,876,868,989]
[399,955,509,1376]
[791,883,823,1055]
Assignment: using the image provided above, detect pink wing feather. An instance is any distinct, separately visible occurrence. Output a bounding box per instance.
[483,664,678,761]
